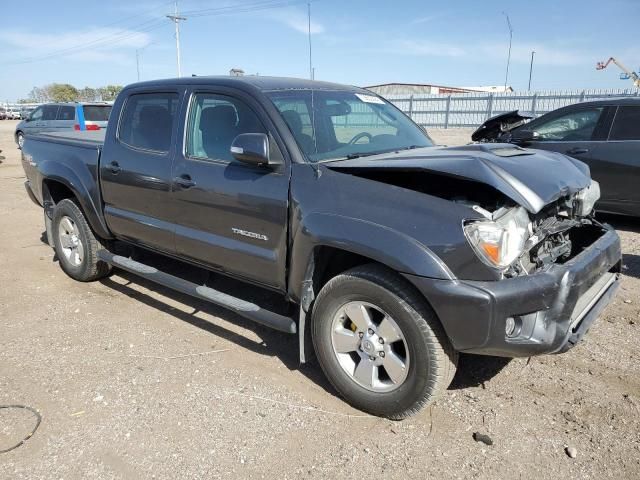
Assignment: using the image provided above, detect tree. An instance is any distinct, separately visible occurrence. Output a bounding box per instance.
[27,86,49,103]
[78,87,98,102]
[98,85,123,102]
[48,83,79,102]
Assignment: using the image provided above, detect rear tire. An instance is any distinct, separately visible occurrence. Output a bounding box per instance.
[51,199,112,282]
[311,264,457,419]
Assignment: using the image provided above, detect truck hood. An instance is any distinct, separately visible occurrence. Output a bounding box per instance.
[471,110,531,142]
[324,144,591,214]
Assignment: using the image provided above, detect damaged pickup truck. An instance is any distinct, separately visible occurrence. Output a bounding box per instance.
[21,77,621,418]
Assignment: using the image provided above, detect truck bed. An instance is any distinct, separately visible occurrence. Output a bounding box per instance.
[29,130,106,147]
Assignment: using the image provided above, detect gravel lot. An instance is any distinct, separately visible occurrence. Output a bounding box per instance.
[1,121,639,479]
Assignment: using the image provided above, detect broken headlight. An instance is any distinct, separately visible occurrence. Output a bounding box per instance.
[464,207,530,270]
[574,181,600,217]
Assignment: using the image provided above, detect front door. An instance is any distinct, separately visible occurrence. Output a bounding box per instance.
[171,89,290,290]
[100,90,181,253]
[525,105,606,169]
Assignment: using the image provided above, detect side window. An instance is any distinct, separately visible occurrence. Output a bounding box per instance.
[186,93,266,162]
[42,105,59,121]
[30,107,43,121]
[609,106,640,141]
[534,108,603,141]
[118,92,178,153]
[57,106,75,120]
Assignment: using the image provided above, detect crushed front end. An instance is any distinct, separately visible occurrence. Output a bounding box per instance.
[407,181,622,357]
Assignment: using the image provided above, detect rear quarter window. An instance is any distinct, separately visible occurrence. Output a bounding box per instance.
[83,105,112,122]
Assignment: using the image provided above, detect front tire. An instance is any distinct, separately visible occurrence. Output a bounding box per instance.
[51,199,111,282]
[16,131,24,149]
[312,264,457,419]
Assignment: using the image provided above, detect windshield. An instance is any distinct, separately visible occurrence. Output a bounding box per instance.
[267,89,433,162]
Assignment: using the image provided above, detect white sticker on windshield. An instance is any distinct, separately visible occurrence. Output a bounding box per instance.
[355,93,386,104]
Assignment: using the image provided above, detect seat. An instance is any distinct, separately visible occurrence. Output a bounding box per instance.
[199,105,239,160]
[280,110,315,154]
[137,105,172,151]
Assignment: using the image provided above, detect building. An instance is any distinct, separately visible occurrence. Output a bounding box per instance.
[364,83,514,96]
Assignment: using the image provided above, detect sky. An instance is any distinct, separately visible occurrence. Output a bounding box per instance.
[1,0,639,101]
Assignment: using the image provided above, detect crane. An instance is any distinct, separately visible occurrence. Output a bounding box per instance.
[596,57,640,88]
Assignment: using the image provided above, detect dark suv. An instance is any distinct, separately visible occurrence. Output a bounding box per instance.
[473,98,640,216]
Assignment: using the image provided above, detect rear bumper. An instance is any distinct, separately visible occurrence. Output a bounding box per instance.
[406,225,622,357]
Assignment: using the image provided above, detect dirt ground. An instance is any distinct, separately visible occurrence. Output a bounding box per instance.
[1,122,639,479]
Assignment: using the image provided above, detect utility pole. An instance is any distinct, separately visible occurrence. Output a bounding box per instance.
[528,50,535,91]
[166,1,187,77]
[502,12,513,92]
[308,2,313,79]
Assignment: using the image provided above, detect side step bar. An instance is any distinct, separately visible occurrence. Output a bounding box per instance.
[97,250,297,334]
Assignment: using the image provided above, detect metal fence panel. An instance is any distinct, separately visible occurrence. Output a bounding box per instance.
[383,89,639,128]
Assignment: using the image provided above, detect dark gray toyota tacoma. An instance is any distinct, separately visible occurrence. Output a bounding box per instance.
[21,76,621,418]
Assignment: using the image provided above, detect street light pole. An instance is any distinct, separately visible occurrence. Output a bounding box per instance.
[308,2,313,80]
[502,12,513,91]
[167,1,187,77]
[528,50,535,91]
[136,49,141,81]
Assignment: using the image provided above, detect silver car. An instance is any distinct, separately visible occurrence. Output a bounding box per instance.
[15,102,112,148]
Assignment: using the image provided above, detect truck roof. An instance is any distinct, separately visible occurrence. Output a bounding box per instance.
[125,75,368,93]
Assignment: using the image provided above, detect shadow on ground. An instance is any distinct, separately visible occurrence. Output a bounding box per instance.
[448,354,512,390]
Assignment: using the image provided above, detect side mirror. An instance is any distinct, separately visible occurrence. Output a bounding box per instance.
[510,129,539,144]
[230,133,272,167]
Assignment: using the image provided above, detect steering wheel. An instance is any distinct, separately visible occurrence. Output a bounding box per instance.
[348,132,373,145]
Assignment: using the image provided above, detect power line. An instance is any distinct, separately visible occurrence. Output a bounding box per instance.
[182,0,308,18]
[8,0,175,65]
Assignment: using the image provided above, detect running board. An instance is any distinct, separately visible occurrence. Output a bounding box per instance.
[97,250,297,334]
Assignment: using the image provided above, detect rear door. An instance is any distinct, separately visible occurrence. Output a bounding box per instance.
[171,88,290,290]
[591,105,640,215]
[100,89,182,253]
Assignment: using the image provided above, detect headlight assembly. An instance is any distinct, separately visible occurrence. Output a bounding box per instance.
[464,206,530,270]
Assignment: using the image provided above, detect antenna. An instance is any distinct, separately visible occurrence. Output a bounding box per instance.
[502,12,513,91]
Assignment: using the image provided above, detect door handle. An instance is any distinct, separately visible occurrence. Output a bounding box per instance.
[108,161,121,174]
[566,148,589,155]
[174,174,196,189]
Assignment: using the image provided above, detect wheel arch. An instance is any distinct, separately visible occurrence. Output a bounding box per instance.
[41,174,112,240]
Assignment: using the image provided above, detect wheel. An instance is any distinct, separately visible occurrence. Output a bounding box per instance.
[16,131,24,149]
[311,264,457,419]
[51,198,112,282]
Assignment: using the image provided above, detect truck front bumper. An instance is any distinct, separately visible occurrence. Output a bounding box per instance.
[405,225,622,357]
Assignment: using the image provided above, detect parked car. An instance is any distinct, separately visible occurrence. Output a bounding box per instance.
[15,102,112,148]
[20,76,621,418]
[0,107,6,120]
[4,107,21,120]
[472,98,640,217]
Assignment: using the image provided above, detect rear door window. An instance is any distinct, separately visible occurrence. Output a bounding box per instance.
[42,105,59,121]
[83,105,112,121]
[118,93,178,152]
[609,106,640,140]
[57,106,75,120]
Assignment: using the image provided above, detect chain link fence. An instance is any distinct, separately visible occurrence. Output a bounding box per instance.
[383,89,640,128]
